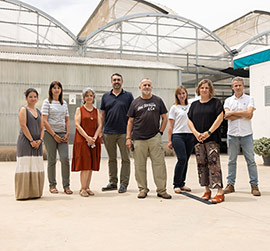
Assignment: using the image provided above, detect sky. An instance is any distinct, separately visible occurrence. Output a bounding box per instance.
[23,0,270,35]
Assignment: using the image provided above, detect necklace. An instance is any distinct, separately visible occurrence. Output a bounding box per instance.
[180,105,188,111]
[26,106,38,118]
[84,105,93,112]
[84,105,94,120]
[27,107,36,111]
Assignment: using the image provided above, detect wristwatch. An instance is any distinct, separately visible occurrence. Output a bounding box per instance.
[207,130,212,136]
[159,131,163,136]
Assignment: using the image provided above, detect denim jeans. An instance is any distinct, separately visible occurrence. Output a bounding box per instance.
[227,134,258,186]
[172,133,194,188]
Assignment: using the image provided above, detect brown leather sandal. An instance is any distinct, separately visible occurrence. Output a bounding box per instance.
[201,191,211,201]
[64,187,73,195]
[49,187,58,194]
[211,194,225,204]
[80,190,89,197]
[180,186,192,192]
[174,188,182,194]
[86,189,95,196]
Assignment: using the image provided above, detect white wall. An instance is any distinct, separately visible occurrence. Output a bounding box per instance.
[250,61,270,139]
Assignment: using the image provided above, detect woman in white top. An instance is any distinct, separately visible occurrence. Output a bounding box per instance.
[41,81,73,195]
[168,86,193,194]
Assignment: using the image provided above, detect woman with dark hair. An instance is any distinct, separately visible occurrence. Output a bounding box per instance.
[72,88,102,197]
[188,79,224,203]
[41,81,72,194]
[15,88,44,200]
[168,86,193,194]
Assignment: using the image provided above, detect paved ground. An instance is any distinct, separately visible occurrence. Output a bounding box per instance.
[1,154,270,251]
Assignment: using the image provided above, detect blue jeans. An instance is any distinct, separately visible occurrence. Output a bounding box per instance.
[227,134,258,186]
[172,133,194,188]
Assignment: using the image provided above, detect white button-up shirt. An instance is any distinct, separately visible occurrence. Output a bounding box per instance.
[224,93,255,137]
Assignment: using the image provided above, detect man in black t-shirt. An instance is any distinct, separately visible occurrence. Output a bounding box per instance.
[126,78,171,199]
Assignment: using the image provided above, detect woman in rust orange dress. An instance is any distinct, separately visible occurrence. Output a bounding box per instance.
[72,88,102,197]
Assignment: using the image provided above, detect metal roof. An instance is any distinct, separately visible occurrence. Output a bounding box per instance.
[0,51,181,69]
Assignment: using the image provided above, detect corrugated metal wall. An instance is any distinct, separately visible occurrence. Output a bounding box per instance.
[0,59,178,145]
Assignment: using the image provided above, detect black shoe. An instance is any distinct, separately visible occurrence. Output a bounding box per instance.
[157,192,172,199]
[102,183,117,191]
[118,184,127,193]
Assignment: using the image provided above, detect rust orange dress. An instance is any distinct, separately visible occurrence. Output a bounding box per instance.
[72,106,101,171]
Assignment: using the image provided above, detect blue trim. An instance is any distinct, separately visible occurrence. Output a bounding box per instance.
[234,49,270,69]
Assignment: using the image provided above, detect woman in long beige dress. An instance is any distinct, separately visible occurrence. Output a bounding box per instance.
[15,88,44,200]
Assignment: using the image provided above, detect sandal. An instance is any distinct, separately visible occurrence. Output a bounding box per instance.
[64,187,73,195]
[211,194,225,204]
[174,187,182,194]
[201,191,211,201]
[86,189,95,196]
[49,187,58,194]
[80,190,89,197]
[180,186,192,192]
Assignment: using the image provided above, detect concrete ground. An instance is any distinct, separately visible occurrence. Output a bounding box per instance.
[1,154,270,251]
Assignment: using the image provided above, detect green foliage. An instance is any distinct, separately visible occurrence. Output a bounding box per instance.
[254,137,270,157]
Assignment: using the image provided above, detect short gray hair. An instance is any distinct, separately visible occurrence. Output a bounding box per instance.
[140,78,152,84]
[82,87,95,104]
[232,77,244,85]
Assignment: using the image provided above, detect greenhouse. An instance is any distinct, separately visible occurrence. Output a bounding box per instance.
[0,0,270,145]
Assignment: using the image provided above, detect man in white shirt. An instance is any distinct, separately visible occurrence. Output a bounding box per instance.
[223,77,260,196]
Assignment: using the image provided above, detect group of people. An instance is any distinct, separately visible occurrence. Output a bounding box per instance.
[15,74,261,203]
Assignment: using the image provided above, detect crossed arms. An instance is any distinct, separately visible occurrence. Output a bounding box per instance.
[224,107,255,121]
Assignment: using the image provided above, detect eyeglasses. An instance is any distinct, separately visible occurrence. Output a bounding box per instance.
[112,78,121,81]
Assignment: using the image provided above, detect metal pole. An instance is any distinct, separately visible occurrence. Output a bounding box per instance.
[120,22,123,59]
[36,13,39,53]
[156,17,159,61]
[178,70,182,86]
[195,28,199,86]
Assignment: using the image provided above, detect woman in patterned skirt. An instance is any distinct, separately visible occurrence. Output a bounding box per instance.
[72,88,102,197]
[15,88,44,200]
[188,79,224,204]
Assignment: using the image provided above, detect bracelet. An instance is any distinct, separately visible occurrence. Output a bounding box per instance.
[30,140,33,143]
[40,139,43,142]
[126,137,131,140]
[53,134,56,138]
[159,131,163,136]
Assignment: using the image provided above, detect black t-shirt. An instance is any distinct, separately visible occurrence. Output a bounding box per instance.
[188,98,224,144]
[127,95,167,140]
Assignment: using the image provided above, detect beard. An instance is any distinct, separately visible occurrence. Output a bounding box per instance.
[113,83,121,89]
[142,90,151,96]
